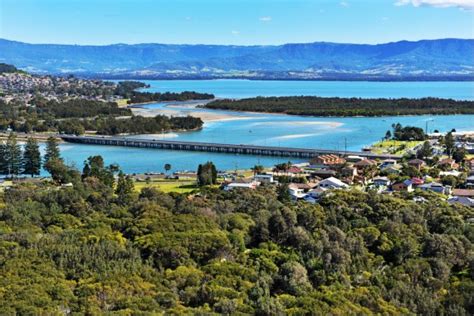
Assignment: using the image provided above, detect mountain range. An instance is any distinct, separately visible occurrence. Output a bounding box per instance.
[0,38,473,80]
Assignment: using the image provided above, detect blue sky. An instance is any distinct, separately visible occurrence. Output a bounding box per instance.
[1,0,473,45]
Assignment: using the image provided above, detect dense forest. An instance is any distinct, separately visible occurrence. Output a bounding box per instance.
[204,96,474,116]
[0,98,203,135]
[127,90,215,104]
[0,152,472,314]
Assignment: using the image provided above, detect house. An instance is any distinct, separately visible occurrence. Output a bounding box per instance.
[288,185,307,200]
[341,166,358,179]
[287,166,304,175]
[383,165,402,175]
[438,158,458,170]
[451,189,474,198]
[310,169,337,179]
[380,159,397,169]
[440,170,462,177]
[392,179,414,192]
[318,177,349,190]
[345,155,365,163]
[354,159,377,170]
[418,182,451,195]
[224,181,259,191]
[372,176,391,187]
[310,154,346,168]
[466,175,474,188]
[408,159,426,170]
[410,177,424,187]
[447,196,474,207]
[307,187,328,199]
[254,174,274,184]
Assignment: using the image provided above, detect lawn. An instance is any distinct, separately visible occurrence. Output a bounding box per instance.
[133,178,199,193]
[370,140,423,155]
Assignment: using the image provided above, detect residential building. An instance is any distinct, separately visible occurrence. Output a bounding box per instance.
[407,159,426,170]
[318,177,349,189]
[392,180,414,192]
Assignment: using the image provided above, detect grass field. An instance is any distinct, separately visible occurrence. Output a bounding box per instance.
[371,140,423,155]
[133,178,199,193]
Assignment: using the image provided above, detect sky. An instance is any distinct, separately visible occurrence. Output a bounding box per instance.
[1,0,473,45]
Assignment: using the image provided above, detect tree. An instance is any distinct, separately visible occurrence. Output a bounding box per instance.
[385,130,392,140]
[417,141,432,160]
[22,138,41,177]
[82,155,116,187]
[164,163,171,174]
[115,171,135,205]
[44,136,61,165]
[452,147,466,163]
[4,133,22,177]
[444,132,455,156]
[197,161,217,186]
[0,142,6,175]
[251,164,264,176]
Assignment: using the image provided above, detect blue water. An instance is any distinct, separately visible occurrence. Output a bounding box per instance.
[139,79,474,100]
[58,80,474,174]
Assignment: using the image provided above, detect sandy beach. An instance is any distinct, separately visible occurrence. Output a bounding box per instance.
[129,101,253,122]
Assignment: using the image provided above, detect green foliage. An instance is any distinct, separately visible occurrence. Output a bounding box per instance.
[22,138,41,177]
[197,161,217,186]
[206,96,474,116]
[127,91,214,104]
[0,172,472,314]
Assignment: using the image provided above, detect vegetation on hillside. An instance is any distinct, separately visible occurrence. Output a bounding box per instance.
[205,96,474,116]
[0,150,472,314]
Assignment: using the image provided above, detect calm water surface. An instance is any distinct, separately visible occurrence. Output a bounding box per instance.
[58,80,474,173]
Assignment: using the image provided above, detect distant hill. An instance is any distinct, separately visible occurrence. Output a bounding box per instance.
[0,38,472,80]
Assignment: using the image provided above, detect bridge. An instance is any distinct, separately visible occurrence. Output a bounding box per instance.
[61,135,402,160]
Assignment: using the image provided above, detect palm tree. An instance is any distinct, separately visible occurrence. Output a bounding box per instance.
[251,164,264,176]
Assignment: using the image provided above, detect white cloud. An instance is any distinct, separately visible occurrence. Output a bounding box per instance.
[231,30,240,35]
[340,1,349,7]
[259,16,272,22]
[395,0,474,9]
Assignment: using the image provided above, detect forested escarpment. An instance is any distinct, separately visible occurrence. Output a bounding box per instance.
[0,173,472,314]
[204,96,474,116]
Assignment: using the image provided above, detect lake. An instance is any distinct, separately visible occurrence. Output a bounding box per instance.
[58,80,474,174]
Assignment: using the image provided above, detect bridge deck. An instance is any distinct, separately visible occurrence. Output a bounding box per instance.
[61,135,402,160]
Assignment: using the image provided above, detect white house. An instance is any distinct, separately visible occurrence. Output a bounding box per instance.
[448,196,474,207]
[372,176,391,187]
[318,177,349,190]
[254,174,274,184]
[224,181,259,191]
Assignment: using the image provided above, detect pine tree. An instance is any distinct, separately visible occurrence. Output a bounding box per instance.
[44,136,61,165]
[44,136,62,177]
[0,142,7,175]
[4,133,22,177]
[115,171,135,205]
[22,138,41,177]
